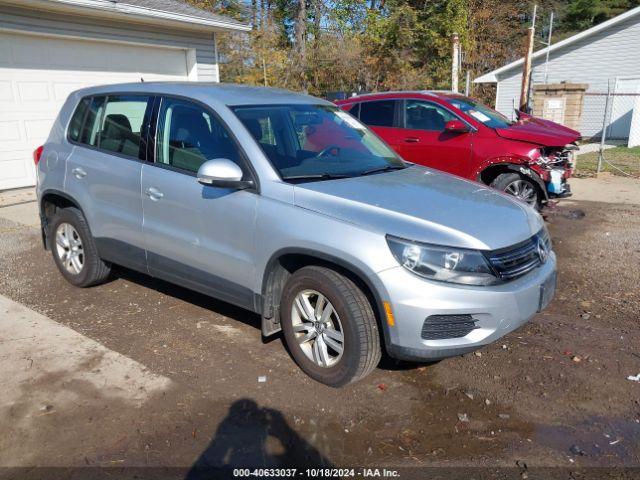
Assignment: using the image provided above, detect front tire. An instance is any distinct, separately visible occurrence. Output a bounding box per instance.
[49,207,111,287]
[281,266,381,387]
[490,172,541,209]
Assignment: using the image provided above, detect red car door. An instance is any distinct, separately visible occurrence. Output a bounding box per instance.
[397,99,473,177]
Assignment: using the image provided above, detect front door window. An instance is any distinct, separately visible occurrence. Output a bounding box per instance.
[156,98,242,174]
[404,100,457,131]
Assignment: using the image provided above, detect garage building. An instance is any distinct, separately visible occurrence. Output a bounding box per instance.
[474,6,640,143]
[0,0,249,190]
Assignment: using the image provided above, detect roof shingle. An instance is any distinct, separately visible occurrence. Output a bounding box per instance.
[118,0,248,28]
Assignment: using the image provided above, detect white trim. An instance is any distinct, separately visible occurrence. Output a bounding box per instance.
[186,48,198,80]
[615,75,640,82]
[1,0,251,32]
[212,33,220,82]
[475,5,640,83]
[0,25,188,50]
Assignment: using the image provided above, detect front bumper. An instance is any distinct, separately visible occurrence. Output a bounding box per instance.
[550,181,572,199]
[378,252,557,361]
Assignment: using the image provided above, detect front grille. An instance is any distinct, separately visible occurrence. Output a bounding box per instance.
[421,314,478,340]
[487,230,550,280]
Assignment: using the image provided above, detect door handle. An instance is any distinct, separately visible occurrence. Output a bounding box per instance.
[71,167,87,179]
[145,187,164,201]
[404,137,420,143]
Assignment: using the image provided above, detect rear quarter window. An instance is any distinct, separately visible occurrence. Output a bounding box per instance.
[68,97,90,142]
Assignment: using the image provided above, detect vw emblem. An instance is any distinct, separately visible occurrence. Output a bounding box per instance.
[537,238,549,264]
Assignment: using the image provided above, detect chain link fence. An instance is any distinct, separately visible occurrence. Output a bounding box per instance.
[579,91,640,178]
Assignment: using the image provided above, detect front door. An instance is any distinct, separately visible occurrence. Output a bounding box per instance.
[141,97,258,310]
[397,99,473,177]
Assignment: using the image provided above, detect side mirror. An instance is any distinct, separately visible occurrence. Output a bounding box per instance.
[444,120,471,133]
[197,159,253,189]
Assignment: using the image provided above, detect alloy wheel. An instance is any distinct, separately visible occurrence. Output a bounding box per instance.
[291,289,344,368]
[504,179,538,206]
[55,222,84,275]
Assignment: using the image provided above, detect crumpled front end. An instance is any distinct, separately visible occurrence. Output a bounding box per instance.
[530,143,578,199]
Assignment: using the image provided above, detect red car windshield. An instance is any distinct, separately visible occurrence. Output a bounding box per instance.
[445,97,513,129]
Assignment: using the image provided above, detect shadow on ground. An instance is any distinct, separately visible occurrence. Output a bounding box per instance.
[186,399,334,479]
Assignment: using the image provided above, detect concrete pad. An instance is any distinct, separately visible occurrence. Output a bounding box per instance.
[0,294,172,466]
[0,201,39,227]
[0,187,36,207]
[574,142,620,156]
[568,176,640,205]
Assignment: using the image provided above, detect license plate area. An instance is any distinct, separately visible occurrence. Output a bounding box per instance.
[538,271,557,312]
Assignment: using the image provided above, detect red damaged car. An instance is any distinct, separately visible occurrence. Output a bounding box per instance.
[336,91,580,209]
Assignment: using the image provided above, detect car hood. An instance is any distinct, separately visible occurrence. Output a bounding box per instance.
[293,166,543,251]
[495,113,580,146]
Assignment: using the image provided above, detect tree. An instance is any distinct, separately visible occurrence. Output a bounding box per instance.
[184,0,639,100]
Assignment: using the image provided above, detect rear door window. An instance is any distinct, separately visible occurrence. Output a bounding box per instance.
[344,103,360,118]
[358,100,397,127]
[77,95,151,159]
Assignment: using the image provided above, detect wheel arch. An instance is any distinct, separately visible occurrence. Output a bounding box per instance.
[477,162,549,204]
[39,189,87,250]
[259,248,388,345]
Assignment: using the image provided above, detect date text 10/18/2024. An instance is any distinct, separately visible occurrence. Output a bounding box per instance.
[233,468,400,477]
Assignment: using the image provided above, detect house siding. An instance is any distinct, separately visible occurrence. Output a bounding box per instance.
[493,13,640,137]
[0,4,219,81]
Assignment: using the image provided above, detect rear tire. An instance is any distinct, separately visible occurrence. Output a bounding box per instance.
[49,207,111,287]
[281,266,381,387]
[490,172,541,209]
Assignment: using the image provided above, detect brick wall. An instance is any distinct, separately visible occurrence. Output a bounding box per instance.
[532,83,588,131]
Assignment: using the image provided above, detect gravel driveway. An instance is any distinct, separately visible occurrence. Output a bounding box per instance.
[0,177,638,478]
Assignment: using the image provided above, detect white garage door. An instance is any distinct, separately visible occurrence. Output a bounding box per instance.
[0,31,191,190]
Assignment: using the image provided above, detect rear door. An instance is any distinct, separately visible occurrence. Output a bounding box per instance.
[397,99,473,176]
[141,96,258,310]
[355,99,405,152]
[65,94,152,271]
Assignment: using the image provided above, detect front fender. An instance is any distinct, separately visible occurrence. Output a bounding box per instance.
[477,160,549,203]
[503,164,549,202]
[474,155,529,179]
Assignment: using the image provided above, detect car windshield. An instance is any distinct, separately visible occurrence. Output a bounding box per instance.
[232,104,406,182]
[445,96,513,129]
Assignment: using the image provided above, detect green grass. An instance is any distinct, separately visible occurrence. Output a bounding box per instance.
[576,146,640,176]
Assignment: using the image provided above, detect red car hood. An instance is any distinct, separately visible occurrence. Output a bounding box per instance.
[495,113,581,147]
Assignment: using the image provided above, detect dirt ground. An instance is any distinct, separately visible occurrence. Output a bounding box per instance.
[0,177,639,478]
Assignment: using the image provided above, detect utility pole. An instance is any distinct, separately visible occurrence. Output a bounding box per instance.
[451,32,460,93]
[519,4,537,112]
[295,0,307,92]
[597,81,612,174]
[543,11,554,84]
[465,70,471,96]
[262,57,268,86]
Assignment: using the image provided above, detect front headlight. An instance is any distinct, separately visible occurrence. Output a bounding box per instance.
[539,224,552,250]
[386,236,499,286]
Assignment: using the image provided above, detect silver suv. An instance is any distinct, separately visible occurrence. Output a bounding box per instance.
[36,83,556,386]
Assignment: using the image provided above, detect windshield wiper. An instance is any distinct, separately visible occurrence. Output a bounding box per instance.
[359,165,407,176]
[282,173,352,182]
